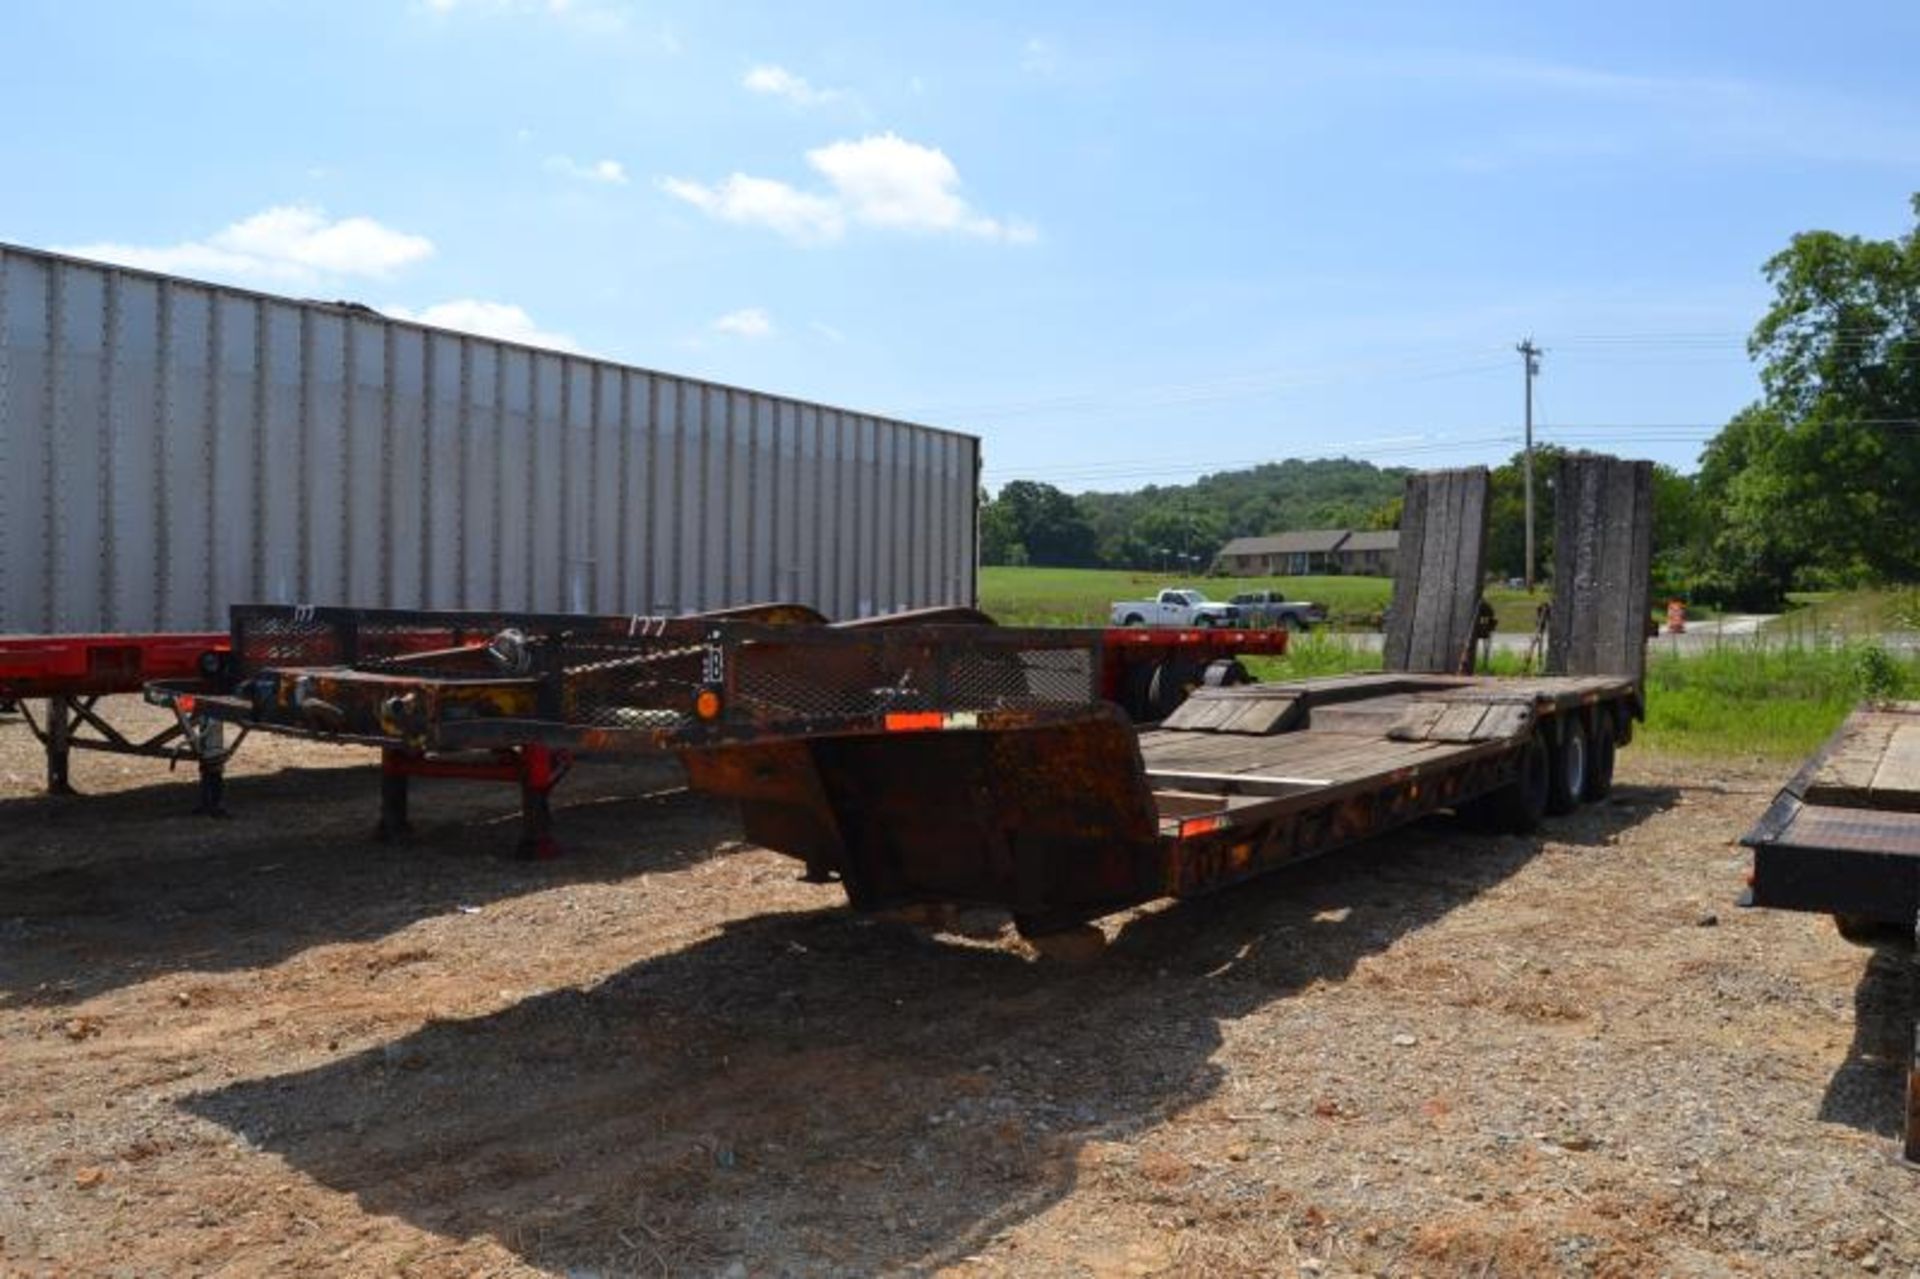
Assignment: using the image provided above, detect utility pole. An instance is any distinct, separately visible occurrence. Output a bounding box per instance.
[1517,338,1542,593]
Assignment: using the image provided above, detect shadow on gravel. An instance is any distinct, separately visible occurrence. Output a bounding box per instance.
[183,789,1670,1277]
[1819,943,1914,1140]
[0,757,717,1010]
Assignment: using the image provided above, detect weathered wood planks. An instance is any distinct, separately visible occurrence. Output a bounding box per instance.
[1803,703,1920,812]
[1382,468,1491,675]
[1546,453,1654,682]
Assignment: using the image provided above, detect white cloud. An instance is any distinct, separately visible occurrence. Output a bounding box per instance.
[662,133,1034,245]
[546,154,629,185]
[61,206,433,285]
[712,307,774,339]
[1021,37,1055,75]
[810,320,847,344]
[743,64,843,107]
[386,299,580,352]
[660,174,846,244]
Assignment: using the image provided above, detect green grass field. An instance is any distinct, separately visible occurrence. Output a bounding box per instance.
[981,566,1555,632]
[1254,635,1910,759]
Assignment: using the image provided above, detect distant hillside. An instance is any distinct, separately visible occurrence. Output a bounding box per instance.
[982,457,1409,569]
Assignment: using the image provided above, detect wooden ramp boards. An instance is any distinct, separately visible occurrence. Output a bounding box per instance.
[1388,697,1533,744]
[1382,468,1491,675]
[1387,674,1632,744]
[1547,453,1655,682]
[1159,672,1462,735]
[1800,702,1920,813]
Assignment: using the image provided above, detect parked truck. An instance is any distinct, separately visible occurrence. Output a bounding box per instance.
[1109,588,1241,628]
[1227,589,1326,632]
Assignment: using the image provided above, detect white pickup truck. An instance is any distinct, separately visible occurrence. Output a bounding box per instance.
[1109,588,1242,628]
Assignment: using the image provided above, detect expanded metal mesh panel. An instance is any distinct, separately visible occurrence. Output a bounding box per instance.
[559,635,713,730]
[733,643,900,720]
[729,639,1097,724]
[948,648,1095,706]
[234,614,343,673]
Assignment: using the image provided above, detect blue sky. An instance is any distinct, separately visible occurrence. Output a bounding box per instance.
[5,0,1917,491]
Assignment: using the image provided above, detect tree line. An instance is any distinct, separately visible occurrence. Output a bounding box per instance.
[984,195,1920,609]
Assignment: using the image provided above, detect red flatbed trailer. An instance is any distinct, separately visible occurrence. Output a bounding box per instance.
[0,632,230,794]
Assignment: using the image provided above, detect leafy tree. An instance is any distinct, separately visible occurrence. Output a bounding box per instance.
[1072,458,1408,570]
[978,491,1023,566]
[1693,194,1920,604]
[1485,445,1564,582]
[992,480,1100,567]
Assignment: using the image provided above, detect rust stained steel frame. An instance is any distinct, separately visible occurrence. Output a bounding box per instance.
[144,602,1119,854]
[142,605,1636,937]
[150,603,1108,753]
[687,673,1638,937]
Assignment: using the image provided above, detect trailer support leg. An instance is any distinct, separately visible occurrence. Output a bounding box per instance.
[1908,912,1920,1167]
[516,743,567,861]
[376,749,414,843]
[45,696,74,795]
[189,718,229,817]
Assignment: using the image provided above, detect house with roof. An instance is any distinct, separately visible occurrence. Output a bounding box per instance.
[1212,528,1400,577]
[1336,529,1400,577]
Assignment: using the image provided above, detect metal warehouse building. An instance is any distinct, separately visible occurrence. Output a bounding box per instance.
[0,241,979,635]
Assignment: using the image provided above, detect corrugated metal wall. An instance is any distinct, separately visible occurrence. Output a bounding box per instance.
[0,242,978,633]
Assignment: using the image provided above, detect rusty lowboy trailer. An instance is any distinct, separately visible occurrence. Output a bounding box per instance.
[146,601,1637,937]
[1742,702,1920,1163]
[142,454,1654,939]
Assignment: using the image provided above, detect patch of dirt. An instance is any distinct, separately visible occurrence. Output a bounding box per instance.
[1,701,1916,1277]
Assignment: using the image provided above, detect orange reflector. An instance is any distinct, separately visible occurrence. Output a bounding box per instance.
[885,711,945,733]
[1179,815,1227,839]
[694,688,723,720]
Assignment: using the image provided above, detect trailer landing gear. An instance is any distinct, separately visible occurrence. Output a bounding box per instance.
[375,745,574,860]
[18,694,243,806]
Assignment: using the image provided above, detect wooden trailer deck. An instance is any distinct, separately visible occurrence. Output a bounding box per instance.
[1743,701,1920,1164]
[1141,673,1635,834]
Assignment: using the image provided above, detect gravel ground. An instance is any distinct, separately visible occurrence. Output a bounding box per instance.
[1,699,1916,1278]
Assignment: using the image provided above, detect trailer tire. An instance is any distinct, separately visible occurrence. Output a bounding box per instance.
[1582,710,1616,802]
[1202,658,1251,688]
[1483,733,1551,834]
[1148,657,1210,720]
[1546,722,1588,816]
